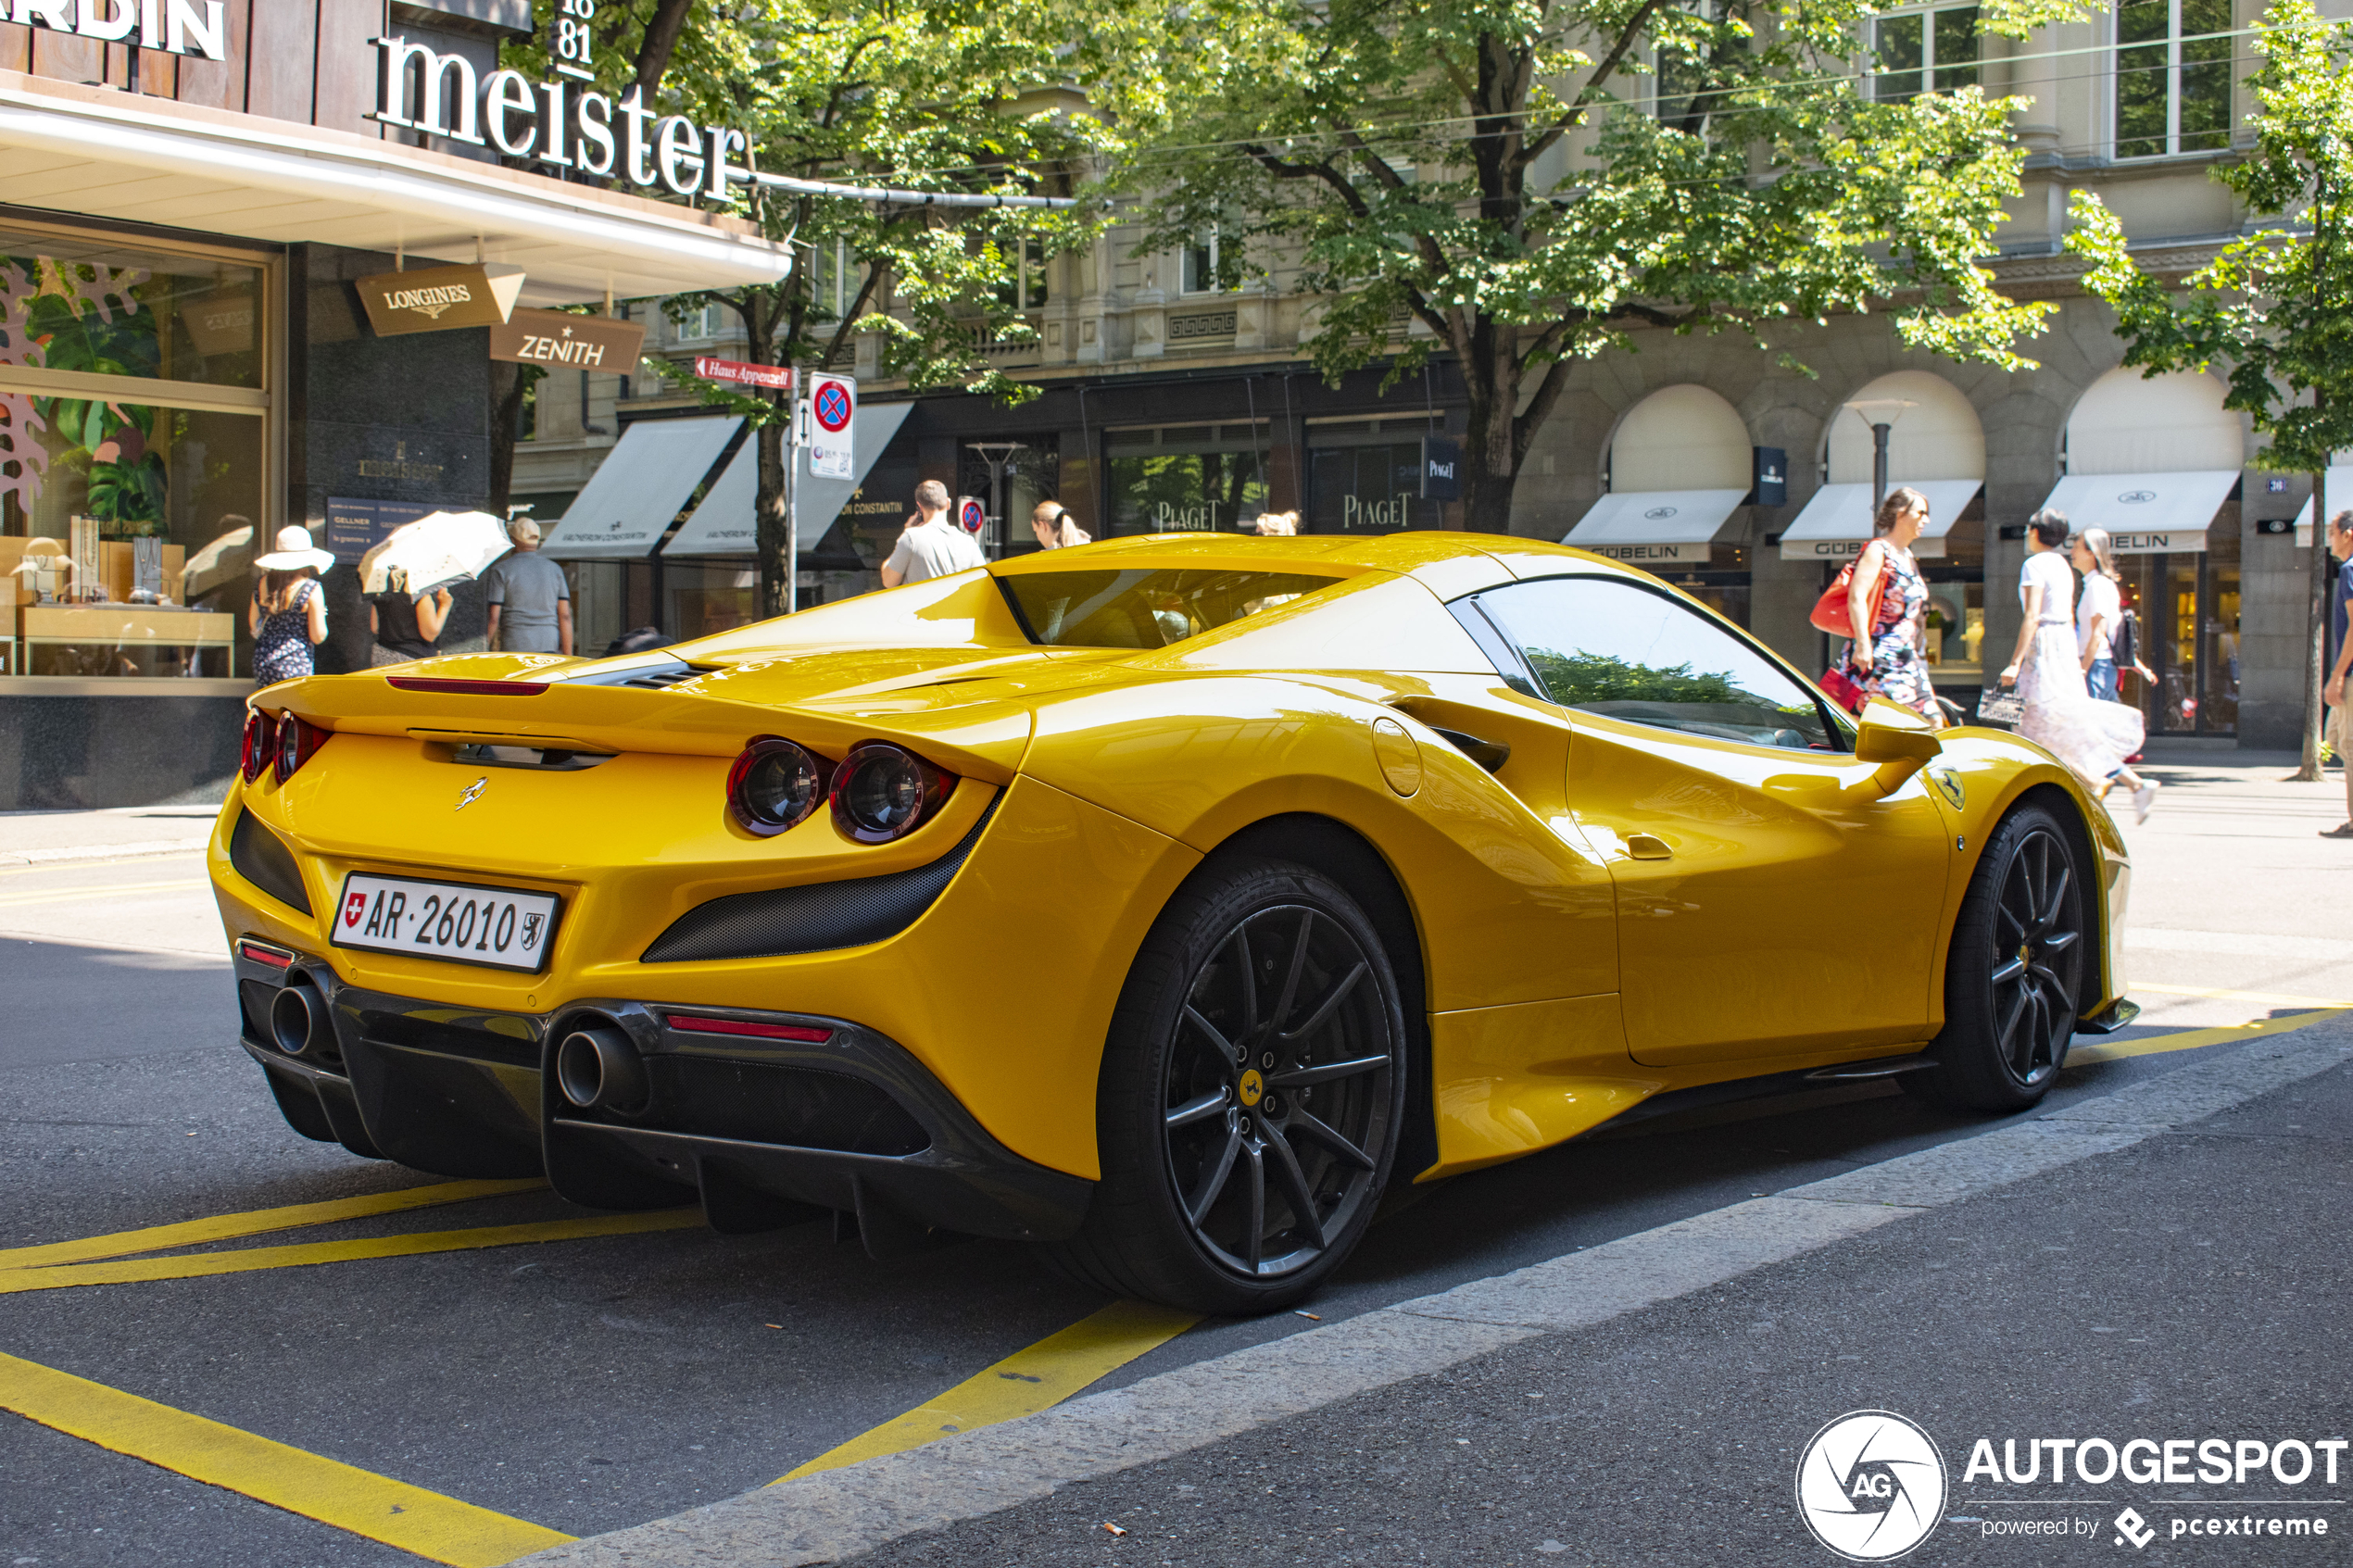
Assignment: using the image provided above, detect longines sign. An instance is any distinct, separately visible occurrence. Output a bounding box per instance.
[370,36,742,201]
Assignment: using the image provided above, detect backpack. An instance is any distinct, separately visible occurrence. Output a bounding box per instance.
[2109,607,2141,671]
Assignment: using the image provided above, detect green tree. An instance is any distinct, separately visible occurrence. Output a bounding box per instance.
[1084,0,2067,534]
[2066,0,2353,778]
[612,0,1106,617]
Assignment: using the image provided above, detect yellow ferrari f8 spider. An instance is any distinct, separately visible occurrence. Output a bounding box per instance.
[210,533,2132,1313]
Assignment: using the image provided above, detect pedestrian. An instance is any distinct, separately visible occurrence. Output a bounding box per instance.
[1253,510,1299,536]
[2070,527,2128,700]
[367,567,451,668]
[1837,486,1943,725]
[881,480,986,587]
[483,518,573,655]
[2000,508,2158,821]
[2321,510,2353,839]
[248,524,333,686]
[1031,500,1091,550]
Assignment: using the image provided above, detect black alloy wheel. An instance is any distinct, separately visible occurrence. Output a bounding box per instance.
[1050,857,1406,1313]
[1907,802,2087,1112]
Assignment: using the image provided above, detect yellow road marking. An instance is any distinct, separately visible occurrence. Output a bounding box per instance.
[2070,1008,2346,1066]
[0,1178,547,1273]
[777,1298,1200,1483]
[0,1350,572,1567]
[2131,982,2353,1009]
[0,877,205,909]
[0,1210,702,1294]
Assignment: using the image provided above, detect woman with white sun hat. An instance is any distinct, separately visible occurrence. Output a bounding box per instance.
[249,525,334,686]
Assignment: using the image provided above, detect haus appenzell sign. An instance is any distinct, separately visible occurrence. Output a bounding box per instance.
[370,35,742,201]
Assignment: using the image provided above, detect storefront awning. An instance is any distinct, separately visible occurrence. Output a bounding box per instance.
[663,404,914,559]
[541,417,743,560]
[1562,489,1749,566]
[1777,480,1982,561]
[2291,466,2353,545]
[2037,470,2239,553]
[0,75,792,305]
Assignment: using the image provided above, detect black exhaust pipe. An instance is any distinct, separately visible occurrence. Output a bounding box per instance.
[269,976,333,1060]
[556,1024,649,1114]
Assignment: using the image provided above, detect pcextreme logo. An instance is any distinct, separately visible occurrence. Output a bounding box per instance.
[1797,1411,1948,1562]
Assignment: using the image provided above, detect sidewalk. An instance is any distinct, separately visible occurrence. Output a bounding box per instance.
[0,801,223,866]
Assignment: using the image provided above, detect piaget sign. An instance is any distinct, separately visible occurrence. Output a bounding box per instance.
[371,37,744,200]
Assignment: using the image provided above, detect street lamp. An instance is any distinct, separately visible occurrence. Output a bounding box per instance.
[966,442,1026,558]
[1843,397,1918,513]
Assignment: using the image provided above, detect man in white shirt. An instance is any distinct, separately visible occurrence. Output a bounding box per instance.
[881,481,986,587]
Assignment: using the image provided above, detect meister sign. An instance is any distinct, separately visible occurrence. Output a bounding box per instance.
[371,37,745,201]
[490,309,647,369]
[353,265,524,337]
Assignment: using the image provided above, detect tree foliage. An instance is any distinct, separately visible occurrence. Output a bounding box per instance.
[1081,0,2068,531]
[2064,0,2353,774]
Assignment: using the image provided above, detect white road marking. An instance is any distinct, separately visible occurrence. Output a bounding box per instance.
[2126,927,2353,960]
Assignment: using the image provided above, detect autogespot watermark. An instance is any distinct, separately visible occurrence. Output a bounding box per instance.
[1796,1411,2347,1559]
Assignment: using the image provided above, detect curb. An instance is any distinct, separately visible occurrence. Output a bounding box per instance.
[513,1020,2353,1568]
[0,837,213,868]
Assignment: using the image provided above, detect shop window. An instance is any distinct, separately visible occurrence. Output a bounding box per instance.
[666,561,758,640]
[2116,0,2233,159]
[0,231,268,680]
[1872,4,1980,100]
[1104,423,1269,533]
[1306,415,1457,533]
[959,438,1059,554]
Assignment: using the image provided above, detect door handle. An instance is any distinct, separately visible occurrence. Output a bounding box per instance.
[1625,833,1672,860]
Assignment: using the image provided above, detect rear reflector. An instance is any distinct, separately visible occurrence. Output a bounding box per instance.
[237,939,295,969]
[664,1014,833,1043]
[386,678,551,696]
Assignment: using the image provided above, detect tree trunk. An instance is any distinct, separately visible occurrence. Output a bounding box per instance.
[633,0,696,99]
[1461,320,1520,534]
[487,360,527,517]
[2302,464,2330,781]
[744,291,795,621]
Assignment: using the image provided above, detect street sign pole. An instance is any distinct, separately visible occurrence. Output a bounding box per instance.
[785,389,802,616]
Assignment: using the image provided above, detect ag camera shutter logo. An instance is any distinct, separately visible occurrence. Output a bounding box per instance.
[1796,1410,1947,1561]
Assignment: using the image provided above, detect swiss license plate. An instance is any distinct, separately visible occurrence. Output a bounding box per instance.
[331,873,560,972]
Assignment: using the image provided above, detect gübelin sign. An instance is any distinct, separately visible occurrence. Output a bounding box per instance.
[353,265,525,337]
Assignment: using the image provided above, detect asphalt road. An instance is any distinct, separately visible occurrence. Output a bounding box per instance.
[0,750,2345,1567]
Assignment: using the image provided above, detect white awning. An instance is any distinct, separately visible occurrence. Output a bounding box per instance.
[541,417,743,560]
[663,403,914,558]
[1562,489,1748,566]
[2038,470,2238,553]
[1777,480,1982,561]
[0,75,791,304]
[2292,466,2353,544]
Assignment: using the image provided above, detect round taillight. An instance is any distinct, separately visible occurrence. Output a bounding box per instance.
[830,743,950,844]
[240,710,276,783]
[273,715,329,784]
[727,736,831,835]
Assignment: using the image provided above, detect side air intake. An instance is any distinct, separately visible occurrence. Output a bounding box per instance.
[642,798,998,964]
[228,809,312,915]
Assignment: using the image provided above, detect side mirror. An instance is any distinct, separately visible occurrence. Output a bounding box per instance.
[1854,700,1943,769]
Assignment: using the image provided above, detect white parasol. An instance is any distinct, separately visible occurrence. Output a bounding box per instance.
[358,510,514,599]
[179,522,255,602]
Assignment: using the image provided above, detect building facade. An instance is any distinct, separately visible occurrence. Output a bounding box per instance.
[0,0,787,808]
[516,1,2333,753]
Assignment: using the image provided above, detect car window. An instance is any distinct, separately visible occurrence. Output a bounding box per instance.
[996,569,1342,648]
[1469,576,1835,751]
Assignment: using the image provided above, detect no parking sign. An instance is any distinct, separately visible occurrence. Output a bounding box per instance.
[808,372,855,481]
[959,496,988,534]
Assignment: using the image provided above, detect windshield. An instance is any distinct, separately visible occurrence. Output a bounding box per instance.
[996,568,1342,648]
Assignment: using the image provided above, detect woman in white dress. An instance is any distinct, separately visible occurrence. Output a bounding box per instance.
[1999,509,2158,822]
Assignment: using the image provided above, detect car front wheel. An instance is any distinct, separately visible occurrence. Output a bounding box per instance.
[1050,856,1407,1314]
[1907,801,2088,1112]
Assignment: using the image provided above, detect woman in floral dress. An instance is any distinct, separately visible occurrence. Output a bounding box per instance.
[1841,486,1942,724]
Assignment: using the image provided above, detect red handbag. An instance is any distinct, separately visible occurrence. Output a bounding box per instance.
[1809,540,1889,638]
[1818,665,1867,714]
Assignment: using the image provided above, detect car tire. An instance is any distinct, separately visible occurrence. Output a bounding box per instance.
[1906,801,2088,1112]
[1047,855,1408,1314]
